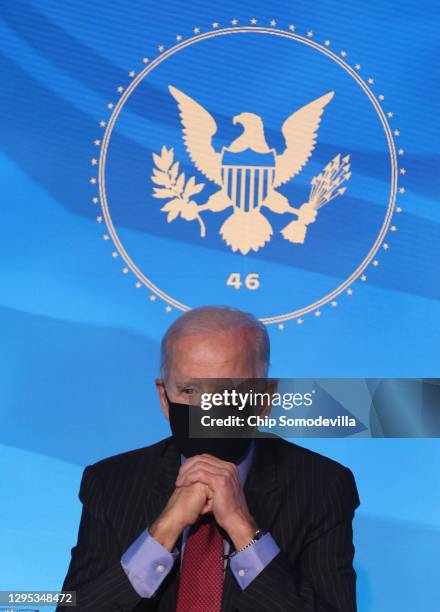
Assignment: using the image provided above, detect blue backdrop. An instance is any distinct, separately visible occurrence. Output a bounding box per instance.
[1,1,439,611]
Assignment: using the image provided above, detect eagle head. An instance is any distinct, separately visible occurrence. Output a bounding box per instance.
[232,112,261,127]
[230,113,270,153]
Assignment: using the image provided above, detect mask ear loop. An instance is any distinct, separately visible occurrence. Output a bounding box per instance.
[163,387,178,408]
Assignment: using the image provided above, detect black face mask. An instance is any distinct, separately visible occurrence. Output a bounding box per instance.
[165,390,257,464]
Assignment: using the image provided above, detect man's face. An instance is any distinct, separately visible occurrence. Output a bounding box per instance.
[156,329,258,419]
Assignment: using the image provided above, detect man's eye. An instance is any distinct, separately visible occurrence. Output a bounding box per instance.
[183,388,194,395]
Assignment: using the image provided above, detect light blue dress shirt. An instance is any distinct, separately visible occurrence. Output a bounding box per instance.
[120,443,280,597]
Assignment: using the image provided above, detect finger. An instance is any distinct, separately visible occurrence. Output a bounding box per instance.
[177,469,228,491]
[181,454,236,472]
[176,465,224,487]
[198,455,240,483]
[178,459,233,480]
[199,454,237,470]
[200,492,214,514]
[195,455,240,485]
[179,456,237,479]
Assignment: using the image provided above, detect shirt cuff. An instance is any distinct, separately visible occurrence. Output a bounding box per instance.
[230,532,280,590]
[121,529,179,598]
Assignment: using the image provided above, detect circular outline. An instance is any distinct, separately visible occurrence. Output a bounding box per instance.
[98,26,398,324]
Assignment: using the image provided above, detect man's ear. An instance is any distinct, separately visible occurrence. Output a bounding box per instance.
[155,378,170,420]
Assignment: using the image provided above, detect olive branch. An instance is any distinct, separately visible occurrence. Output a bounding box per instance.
[151,146,207,237]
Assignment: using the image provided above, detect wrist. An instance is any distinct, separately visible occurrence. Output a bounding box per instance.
[222,512,258,550]
[150,511,186,551]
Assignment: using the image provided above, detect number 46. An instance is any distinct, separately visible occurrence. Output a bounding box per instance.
[226,273,260,290]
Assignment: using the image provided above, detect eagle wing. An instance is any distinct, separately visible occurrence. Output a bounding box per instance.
[168,85,222,185]
[274,91,334,188]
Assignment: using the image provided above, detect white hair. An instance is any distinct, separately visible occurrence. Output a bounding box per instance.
[160,305,270,381]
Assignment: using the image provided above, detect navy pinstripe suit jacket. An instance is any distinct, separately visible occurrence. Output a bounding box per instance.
[58,435,360,611]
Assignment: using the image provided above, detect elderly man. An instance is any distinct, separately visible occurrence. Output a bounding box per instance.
[58,306,360,611]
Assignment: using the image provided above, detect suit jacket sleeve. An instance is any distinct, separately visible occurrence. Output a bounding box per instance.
[57,465,149,612]
[235,466,360,612]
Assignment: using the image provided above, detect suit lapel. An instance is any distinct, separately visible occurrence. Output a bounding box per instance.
[244,437,282,531]
[143,437,180,526]
[221,437,282,612]
[140,438,181,612]
[115,440,180,551]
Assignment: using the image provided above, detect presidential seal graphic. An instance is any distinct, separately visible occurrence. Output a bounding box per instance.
[93,19,403,325]
[153,87,350,253]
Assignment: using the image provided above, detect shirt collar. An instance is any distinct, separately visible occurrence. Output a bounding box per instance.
[180,440,255,486]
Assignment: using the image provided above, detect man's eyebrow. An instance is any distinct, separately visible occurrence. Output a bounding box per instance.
[175,380,200,389]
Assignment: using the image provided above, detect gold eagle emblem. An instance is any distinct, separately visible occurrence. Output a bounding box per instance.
[151,85,351,254]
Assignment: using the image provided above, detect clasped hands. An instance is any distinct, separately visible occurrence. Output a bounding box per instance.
[150,454,257,552]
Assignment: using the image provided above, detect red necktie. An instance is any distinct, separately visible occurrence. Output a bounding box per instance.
[176,514,224,612]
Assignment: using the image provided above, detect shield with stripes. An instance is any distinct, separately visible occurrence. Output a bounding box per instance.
[221,148,276,212]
